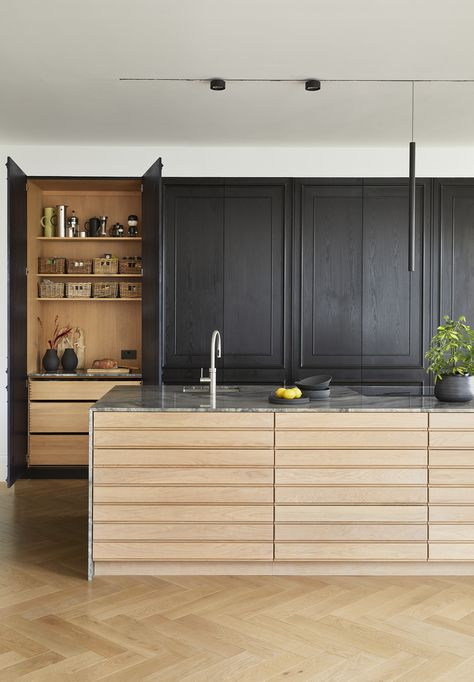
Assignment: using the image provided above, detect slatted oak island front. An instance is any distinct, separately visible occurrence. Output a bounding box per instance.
[88,385,474,578]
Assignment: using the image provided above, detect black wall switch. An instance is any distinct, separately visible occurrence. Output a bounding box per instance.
[121,350,137,360]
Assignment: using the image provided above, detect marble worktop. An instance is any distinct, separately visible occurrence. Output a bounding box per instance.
[91,384,474,412]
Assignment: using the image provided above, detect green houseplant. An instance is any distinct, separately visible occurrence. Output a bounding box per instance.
[425,316,474,401]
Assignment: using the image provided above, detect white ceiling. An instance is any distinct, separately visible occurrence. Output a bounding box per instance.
[1,0,474,146]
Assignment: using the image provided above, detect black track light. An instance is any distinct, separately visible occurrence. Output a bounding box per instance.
[210,79,226,91]
[305,79,321,91]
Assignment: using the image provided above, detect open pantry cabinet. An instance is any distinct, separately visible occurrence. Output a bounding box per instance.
[7,157,163,485]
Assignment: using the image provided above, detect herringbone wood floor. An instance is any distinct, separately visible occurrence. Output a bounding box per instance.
[2,481,474,680]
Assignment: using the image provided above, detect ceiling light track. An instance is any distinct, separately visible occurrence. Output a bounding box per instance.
[119,78,474,83]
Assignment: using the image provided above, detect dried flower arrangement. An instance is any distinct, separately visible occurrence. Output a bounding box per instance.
[37,315,73,350]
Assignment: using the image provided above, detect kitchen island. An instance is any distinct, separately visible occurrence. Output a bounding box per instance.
[89,385,474,578]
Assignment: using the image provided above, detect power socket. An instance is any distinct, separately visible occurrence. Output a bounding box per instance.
[121,349,137,360]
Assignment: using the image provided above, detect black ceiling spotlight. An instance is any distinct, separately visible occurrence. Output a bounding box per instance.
[210,79,226,91]
[305,79,321,91]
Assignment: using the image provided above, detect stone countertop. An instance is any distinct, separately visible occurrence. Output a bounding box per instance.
[91,384,474,412]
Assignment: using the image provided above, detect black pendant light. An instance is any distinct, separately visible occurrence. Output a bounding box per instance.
[408,81,416,272]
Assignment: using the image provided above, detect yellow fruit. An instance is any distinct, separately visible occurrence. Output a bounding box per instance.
[293,387,302,398]
[275,387,286,398]
[282,388,297,400]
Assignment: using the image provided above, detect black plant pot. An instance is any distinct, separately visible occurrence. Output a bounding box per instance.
[61,348,78,371]
[434,374,474,402]
[42,348,60,372]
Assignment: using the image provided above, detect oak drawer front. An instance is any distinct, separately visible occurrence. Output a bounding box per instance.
[30,402,93,433]
[275,524,427,542]
[275,430,427,449]
[275,487,427,504]
[430,469,474,485]
[429,488,474,504]
[93,542,273,561]
[94,412,273,430]
[275,543,427,561]
[93,505,273,523]
[275,468,426,486]
[29,435,88,465]
[429,545,474,561]
[30,380,141,402]
[94,448,274,467]
[94,429,273,449]
[94,486,273,504]
[430,414,474,430]
[429,525,474,542]
[275,505,427,523]
[275,449,427,467]
[94,523,273,541]
[430,506,474,523]
[430,450,474,467]
[430,432,474,448]
[94,467,273,486]
[275,414,427,430]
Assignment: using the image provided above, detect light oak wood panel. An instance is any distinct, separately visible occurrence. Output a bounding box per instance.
[275,486,427,504]
[430,450,474,467]
[430,414,474,430]
[430,506,474,522]
[93,504,273,523]
[275,413,427,430]
[275,543,427,561]
[30,402,93,433]
[275,430,427,449]
[94,412,274,430]
[276,449,427,467]
[430,469,474,485]
[94,448,274,467]
[94,429,274,449]
[430,525,474,541]
[30,380,141,401]
[94,486,273,504]
[94,523,273,541]
[93,467,273,485]
[429,488,474,504]
[29,434,88,465]
[275,524,427,541]
[429,544,474,561]
[93,542,273,561]
[275,468,426,486]
[275,505,427,523]
[430,432,474,448]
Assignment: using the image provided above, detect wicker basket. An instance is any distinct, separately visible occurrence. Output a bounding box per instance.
[119,257,143,275]
[119,282,142,299]
[65,282,92,298]
[38,257,66,274]
[93,257,118,275]
[66,258,93,274]
[92,282,119,298]
[38,280,65,298]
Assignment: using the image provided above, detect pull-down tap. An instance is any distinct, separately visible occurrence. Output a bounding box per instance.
[200,330,222,400]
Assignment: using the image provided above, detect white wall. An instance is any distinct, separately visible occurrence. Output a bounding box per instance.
[3,142,474,481]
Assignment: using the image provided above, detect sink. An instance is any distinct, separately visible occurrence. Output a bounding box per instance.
[182,385,242,393]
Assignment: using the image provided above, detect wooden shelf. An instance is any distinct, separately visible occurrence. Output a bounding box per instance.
[37,237,142,242]
[36,298,142,302]
[36,273,142,278]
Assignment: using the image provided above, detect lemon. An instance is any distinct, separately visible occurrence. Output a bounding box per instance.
[293,387,302,398]
[282,388,297,400]
[275,387,286,398]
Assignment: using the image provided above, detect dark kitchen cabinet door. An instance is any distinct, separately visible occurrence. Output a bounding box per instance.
[361,180,431,385]
[436,180,474,326]
[293,180,363,383]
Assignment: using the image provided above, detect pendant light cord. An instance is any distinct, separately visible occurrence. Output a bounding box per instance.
[411,81,415,142]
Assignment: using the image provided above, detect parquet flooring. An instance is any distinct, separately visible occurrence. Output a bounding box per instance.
[1,481,474,680]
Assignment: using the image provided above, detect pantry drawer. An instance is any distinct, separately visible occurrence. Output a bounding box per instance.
[29,380,141,401]
[30,402,93,433]
[275,543,427,561]
[275,505,427,523]
[275,486,427,504]
[275,413,427,430]
[29,434,88,465]
[275,468,426,486]
[93,467,273,485]
[94,523,273,541]
[93,542,273,561]
[275,430,427,449]
[275,524,426,542]
[94,448,274,467]
[94,486,273,504]
[94,429,273,449]
[94,412,273,430]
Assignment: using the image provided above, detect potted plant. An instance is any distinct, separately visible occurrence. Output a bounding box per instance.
[425,315,474,402]
[38,315,73,372]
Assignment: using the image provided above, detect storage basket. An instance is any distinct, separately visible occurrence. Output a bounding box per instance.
[66,258,93,274]
[38,280,65,298]
[38,257,66,274]
[92,282,119,298]
[119,257,143,275]
[65,282,92,298]
[93,257,118,275]
[119,282,142,299]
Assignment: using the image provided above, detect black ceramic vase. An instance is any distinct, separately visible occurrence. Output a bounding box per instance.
[42,348,60,372]
[434,374,474,402]
[61,348,78,371]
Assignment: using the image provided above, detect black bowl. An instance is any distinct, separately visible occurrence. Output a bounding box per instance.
[295,375,332,391]
[301,388,331,400]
